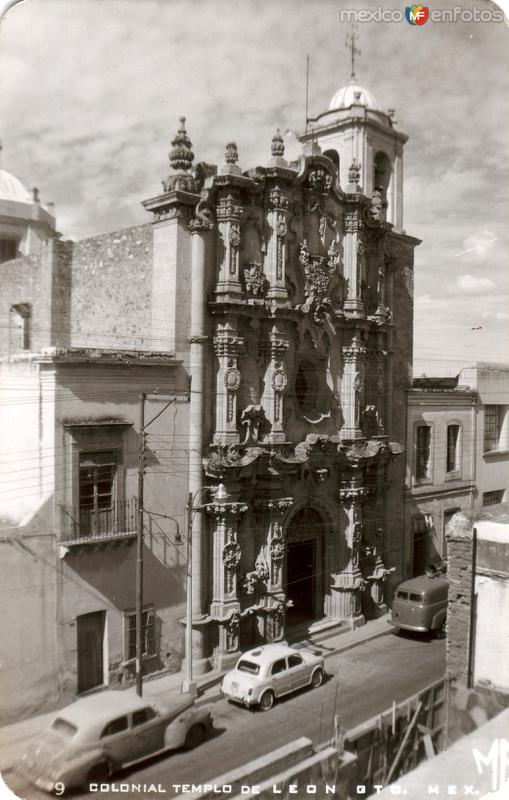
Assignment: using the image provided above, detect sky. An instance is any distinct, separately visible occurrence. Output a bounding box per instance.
[0,0,508,375]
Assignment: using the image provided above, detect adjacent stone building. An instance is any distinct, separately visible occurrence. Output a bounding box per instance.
[0,75,420,716]
[404,366,509,577]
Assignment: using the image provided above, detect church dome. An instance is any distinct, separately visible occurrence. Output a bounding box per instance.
[0,169,32,203]
[329,80,381,112]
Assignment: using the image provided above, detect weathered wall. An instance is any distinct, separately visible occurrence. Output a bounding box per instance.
[0,254,41,357]
[0,239,73,357]
[0,531,59,723]
[70,224,153,350]
[52,358,190,696]
[445,509,509,743]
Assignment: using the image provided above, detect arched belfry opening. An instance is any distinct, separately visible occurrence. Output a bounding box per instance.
[285,507,325,627]
[323,148,340,177]
[373,151,392,220]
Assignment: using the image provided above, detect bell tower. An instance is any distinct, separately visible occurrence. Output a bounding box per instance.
[299,37,407,230]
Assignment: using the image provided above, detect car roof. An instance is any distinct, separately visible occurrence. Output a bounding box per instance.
[397,575,448,593]
[239,643,300,664]
[54,690,152,729]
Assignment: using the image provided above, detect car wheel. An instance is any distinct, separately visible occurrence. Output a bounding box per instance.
[259,690,275,712]
[184,723,206,749]
[311,668,324,688]
[436,620,447,639]
[86,762,110,783]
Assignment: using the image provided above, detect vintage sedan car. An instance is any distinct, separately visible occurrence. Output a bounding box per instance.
[221,643,325,711]
[17,689,212,793]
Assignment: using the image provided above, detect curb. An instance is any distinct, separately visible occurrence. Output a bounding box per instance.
[0,621,393,772]
[195,621,393,706]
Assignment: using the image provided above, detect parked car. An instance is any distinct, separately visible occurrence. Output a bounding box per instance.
[221,643,325,711]
[389,571,448,635]
[17,690,212,793]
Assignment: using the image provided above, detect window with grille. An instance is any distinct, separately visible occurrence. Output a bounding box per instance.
[125,607,155,662]
[415,425,431,481]
[482,490,505,507]
[483,406,501,452]
[78,451,116,535]
[446,424,460,473]
[79,451,116,511]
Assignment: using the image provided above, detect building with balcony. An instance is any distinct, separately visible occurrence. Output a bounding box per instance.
[0,72,420,716]
[404,365,509,577]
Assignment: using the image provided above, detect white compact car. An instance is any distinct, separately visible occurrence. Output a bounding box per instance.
[221,643,325,711]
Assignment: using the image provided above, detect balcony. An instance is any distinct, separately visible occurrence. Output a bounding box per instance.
[59,499,138,547]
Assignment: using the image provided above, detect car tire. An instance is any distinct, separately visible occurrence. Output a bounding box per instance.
[259,690,275,712]
[86,762,110,783]
[311,668,324,688]
[184,723,206,749]
[436,620,447,639]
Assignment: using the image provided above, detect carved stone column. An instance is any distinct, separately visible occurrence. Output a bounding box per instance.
[213,323,244,445]
[207,500,248,660]
[216,190,244,296]
[255,497,294,641]
[260,325,289,444]
[340,333,366,440]
[343,209,365,316]
[266,185,289,300]
[376,340,387,435]
[331,486,370,624]
[187,213,214,671]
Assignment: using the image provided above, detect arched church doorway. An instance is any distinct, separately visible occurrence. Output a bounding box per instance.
[285,507,324,627]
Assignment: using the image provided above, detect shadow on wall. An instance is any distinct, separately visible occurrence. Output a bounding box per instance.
[63,543,186,610]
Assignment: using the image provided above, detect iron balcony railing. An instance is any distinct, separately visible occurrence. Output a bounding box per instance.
[59,498,138,543]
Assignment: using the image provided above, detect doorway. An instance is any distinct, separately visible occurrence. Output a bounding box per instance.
[77,610,105,693]
[286,539,316,625]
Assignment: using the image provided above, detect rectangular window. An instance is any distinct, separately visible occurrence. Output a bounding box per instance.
[0,238,18,263]
[482,490,505,507]
[446,425,460,473]
[125,607,155,662]
[415,425,431,481]
[484,406,501,452]
[78,451,116,536]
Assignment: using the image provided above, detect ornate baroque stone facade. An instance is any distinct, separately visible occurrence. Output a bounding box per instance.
[143,87,420,670]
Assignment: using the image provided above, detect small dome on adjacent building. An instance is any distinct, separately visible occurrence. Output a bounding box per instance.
[0,168,32,203]
[329,80,381,112]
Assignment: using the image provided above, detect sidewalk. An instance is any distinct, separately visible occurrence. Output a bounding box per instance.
[0,614,391,774]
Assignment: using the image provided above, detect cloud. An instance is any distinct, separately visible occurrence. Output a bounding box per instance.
[456,274,496,295]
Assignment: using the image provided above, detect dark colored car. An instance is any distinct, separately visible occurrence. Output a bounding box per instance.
[389,573,448,635]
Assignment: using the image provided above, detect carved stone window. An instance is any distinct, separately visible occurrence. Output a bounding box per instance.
[295,360,318,416]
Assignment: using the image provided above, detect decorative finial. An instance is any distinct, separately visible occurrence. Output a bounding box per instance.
[271,129,285,158]
[32,187,40,203]
[345,27,361,80]
[348,159,361,185]
[169,116,194,172]
[225,142,238,165]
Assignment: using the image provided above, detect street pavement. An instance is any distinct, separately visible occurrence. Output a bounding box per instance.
[2,629,445,800]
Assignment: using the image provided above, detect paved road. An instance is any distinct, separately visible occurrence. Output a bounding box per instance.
[5,632,445,800]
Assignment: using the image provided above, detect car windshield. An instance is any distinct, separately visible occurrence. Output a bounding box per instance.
[51,718,78,738]
[409,592,424,602]
[236,659,260,675]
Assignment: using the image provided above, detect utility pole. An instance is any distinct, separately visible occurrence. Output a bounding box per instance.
[136,392,146,697]
[184,492,194,693]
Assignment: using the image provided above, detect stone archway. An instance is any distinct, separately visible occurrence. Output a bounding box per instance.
[285,507,325,627]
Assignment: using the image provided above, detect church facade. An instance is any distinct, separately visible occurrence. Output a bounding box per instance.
[141,79,419,671]
[0,75,419,713]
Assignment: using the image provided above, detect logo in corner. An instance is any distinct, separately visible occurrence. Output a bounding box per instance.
[405,5,429,24]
